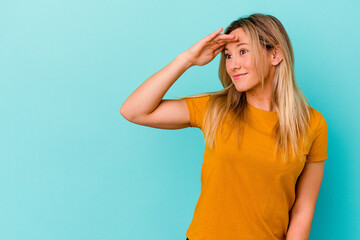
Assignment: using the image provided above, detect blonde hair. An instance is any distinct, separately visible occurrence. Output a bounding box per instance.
[179,13,313,163]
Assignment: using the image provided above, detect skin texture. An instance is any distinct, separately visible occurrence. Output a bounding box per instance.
[224,28,282,112]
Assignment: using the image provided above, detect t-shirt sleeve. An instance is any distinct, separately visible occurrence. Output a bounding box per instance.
[306,112,328,163]
[184,95,210,129]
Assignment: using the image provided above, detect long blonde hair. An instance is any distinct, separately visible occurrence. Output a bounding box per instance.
[180,13,313,163]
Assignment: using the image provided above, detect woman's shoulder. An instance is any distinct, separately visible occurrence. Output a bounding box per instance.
[184,93,211,100]
[182,93,212,129]
[183,93,212,108]
[308,106,326,120]
[307,106,327,132]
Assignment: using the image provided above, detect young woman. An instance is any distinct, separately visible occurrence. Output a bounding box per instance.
[121,13,328,240]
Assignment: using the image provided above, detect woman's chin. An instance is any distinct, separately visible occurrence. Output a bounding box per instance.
[232,80,260,93]
[233,84,250,92]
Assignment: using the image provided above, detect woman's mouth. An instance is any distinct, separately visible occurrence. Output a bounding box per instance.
[233,73,247,79]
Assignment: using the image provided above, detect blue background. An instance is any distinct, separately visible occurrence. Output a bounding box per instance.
[1,0,359,239]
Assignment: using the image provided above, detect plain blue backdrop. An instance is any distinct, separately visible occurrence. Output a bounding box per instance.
[1,0,359,239]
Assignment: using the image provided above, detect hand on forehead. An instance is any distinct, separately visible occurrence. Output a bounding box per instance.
[224,28,249,50]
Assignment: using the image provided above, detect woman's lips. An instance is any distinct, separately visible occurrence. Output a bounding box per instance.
[233,73,247,79]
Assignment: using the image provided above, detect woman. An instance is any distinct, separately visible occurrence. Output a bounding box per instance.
[121,13,328,240]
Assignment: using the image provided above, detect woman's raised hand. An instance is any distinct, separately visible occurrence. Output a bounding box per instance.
[181,27,239,67]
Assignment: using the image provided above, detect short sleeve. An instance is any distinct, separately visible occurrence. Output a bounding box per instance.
[306,112,328,163]
[184,95,210,129]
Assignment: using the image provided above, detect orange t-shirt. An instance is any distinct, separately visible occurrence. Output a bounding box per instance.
[184,95,328,240]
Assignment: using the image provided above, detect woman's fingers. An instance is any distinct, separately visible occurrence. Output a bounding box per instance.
[214,34,238,42]
[213,44,225,56]
[212,41,228,52]
[210,35,238,49]
[205,27,223,42]
[204,28,238,47]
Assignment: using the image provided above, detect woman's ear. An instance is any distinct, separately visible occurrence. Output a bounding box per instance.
[270,45,283,66]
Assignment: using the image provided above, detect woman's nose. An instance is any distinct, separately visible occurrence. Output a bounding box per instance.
[230,56,241,71]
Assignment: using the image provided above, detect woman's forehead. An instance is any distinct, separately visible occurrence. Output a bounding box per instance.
[229,27,247,38]
[225,28,249,48]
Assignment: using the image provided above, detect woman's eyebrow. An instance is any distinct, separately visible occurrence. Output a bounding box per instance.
[224,43,248,51]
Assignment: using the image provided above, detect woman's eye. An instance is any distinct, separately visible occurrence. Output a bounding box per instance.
[240,49,248,55]
[225,50,247,59]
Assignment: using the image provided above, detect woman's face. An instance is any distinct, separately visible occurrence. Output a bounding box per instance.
[224,27,272,93]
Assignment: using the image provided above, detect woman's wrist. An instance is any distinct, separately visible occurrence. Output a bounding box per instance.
[177,52,194,69]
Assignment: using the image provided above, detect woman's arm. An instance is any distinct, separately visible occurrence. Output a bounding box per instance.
[120,53,192,127]
[286,161,325,240]
[120,28,238,129]
[120,53,193,129]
